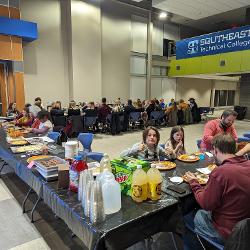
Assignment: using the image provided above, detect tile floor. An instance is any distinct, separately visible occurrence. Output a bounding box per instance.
[0,112,249,249]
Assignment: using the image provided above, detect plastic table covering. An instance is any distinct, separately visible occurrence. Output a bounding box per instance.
[42,182,184,250]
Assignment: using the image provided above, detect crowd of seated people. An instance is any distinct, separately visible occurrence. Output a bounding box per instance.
[4,96,204,136]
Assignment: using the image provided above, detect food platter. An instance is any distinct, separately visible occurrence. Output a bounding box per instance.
[152,161,176,170]
[177,154,200,162]
[34,156,66,171]
[182,172,209,185]
[27,155,51,163]
[10,144,43,153]
[9,139,29,146]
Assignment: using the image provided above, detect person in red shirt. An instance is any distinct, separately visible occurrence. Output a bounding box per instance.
[185,134,250,244]
[200,109,238,151]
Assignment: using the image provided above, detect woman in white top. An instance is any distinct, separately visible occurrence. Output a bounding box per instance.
[165,126,186,159]
[27,111,53,136]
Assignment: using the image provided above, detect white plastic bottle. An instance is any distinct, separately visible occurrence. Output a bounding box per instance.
[131,165,148,202]
[102,175,121,214]
[100,153,112,172]
[96,169,114,186]
[147,164,162,200]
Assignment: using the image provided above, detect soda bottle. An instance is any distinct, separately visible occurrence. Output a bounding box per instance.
[69,155,88,192]
[100,153,112,172]
[131,165,148,202]
[147,164,162,200]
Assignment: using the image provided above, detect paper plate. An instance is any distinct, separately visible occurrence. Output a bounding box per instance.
[169,176,183,184]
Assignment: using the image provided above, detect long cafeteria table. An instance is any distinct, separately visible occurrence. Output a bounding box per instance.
[0,128,185,250]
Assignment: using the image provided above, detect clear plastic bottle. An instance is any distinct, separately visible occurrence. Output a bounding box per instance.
[96,169,114,186]
[147,164,162,200]
[69,155,88,193]
[100,153,112,172]
[131,165,148,202]
[102,175,121,214]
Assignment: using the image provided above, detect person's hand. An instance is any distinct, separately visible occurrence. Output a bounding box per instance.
[176,141,183,150]
[26,128,33,133]
[165,147,173,155]
[138,143,146,152]
[185,172,197,182]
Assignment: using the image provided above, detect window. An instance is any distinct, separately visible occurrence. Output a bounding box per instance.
[219,90,227,106]
[227,91,235,106]
[214,90,235,107]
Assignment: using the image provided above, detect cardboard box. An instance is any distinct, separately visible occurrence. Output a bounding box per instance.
[111,157,150,196]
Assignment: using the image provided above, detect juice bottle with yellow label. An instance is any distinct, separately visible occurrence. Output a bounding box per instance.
[131,165,148,202]
[147,164,162,200]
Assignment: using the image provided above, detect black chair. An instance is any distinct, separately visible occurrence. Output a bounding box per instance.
[129,112,141,129]
[150,111,165,126]
[52,115,66,127]
[84,116,98,131]
[69,115,83,136]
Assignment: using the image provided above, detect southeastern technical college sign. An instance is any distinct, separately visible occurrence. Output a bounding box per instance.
[176,25,250,59]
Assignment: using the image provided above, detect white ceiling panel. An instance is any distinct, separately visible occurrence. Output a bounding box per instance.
[153,0,250,20]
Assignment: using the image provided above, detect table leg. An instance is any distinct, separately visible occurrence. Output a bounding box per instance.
[31,196,42,223]
[0,161,8,177]
[22,187,34,214]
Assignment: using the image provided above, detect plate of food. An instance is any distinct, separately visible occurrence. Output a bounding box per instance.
[182,172,209,185]
[8,130,24,138]
[177,154,200,162]
[10,145,43,153]
[9,139,29,146]
[152,161,176,170]
[34,156,66,171]
[207,164,217,172]
[27,155,51,163]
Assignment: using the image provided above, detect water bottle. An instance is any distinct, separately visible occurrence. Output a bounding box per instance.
[96,169,114,186]
[102,175,121,214]
[100,153,112,172]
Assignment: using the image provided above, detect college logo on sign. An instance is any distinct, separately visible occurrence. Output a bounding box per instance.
[187,40,199,54]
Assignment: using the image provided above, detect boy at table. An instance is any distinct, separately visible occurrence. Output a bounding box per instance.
[185,134,250,244]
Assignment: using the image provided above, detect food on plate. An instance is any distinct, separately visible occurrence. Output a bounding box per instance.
[11,145,43,153]
[27,155,50,163]
[152,161,176,170]
[36,157,65,168]
[177,154,200,162]
[207,164,217,172]
[9,140,28,146]
[8,130,24,138]
[182,172,209,185]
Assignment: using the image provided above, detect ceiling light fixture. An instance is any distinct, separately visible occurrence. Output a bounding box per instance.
[159,12,168,19]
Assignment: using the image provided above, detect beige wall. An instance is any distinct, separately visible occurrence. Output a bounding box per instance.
[101,1,131,103]
[176,78,212,107]
[21,0,70,107]
[71,0,102,103]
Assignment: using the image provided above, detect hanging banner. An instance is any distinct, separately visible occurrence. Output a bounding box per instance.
[176,25,250,59]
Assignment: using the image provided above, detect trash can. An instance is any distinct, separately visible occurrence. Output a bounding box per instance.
[234,106,247,120]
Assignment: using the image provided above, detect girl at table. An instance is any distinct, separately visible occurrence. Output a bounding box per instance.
[165,126,186,159]
[120,126,170,161]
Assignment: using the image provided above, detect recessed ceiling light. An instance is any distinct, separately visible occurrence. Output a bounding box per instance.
[159,12,168,19]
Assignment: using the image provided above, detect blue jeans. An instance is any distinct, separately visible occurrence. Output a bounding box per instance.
[194,210,224,245]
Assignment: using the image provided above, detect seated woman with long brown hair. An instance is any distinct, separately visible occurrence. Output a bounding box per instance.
[165,126,186,159]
